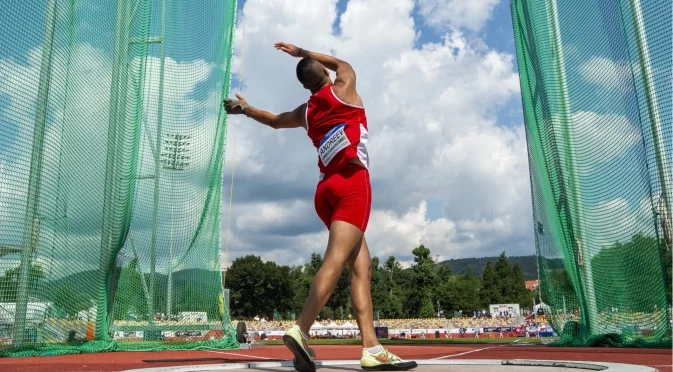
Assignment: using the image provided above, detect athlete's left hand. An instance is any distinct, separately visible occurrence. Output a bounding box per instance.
[274,42,301,57]
[224,93,249,115]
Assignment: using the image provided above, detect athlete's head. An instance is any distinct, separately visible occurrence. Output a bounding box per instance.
[296,57,330,92]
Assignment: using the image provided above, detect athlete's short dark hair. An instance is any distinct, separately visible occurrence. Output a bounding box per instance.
[296,57,325,90]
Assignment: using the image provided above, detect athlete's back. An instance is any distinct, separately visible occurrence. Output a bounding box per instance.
[306,84,368,180]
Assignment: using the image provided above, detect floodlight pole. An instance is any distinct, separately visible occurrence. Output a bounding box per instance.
[13,0,58,347]
[161,133,191,320]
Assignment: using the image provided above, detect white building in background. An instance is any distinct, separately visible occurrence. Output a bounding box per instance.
[489,303,520,316]
[179,311,207,323]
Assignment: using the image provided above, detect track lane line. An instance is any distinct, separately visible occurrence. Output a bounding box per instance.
[206,350,286,360]
[430,345,506,360]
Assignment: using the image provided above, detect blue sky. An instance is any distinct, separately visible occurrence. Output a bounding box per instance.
[1,0,670,271]
[225,0,532,264]
[240,0,524,225]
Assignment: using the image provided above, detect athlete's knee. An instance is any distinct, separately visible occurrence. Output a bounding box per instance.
[350,261,372,282]
[316,261,346,281]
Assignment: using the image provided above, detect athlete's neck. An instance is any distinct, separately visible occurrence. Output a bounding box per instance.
[310,82,332,95]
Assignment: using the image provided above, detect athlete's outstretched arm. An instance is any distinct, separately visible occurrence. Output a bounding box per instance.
[274,42,356,90]
[224,93,305,130]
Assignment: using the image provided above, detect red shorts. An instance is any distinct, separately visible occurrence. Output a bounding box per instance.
[314,163,371,232]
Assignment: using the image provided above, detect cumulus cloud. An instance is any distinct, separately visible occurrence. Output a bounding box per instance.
[571,111,641,166]
[0,39,228,275]
[220,0,534,265]
[1,0,650,274]
[417,0,501,32]
[579,56,631,90]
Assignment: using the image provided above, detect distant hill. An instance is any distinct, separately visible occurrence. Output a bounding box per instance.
[440,255,545,280]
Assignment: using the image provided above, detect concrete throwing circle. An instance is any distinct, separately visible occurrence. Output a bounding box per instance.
[123,359,656,372]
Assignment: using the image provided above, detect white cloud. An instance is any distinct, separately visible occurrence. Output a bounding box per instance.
[3,0,649,275]
[0,41,229,276]
[235,200,316,233]
[2,0,652,276]
[579,56,631,90]
[220,0,533,265]
[366,201,457,259]
[570,111,641,166]
[417,0,501,32]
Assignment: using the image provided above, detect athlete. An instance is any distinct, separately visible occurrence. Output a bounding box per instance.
[224,43,417,372]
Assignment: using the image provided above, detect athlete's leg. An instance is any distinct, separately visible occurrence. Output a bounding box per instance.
[352,238,417,371]
[285,165,374,372]
[347,236,378,348]
[296,220,363,334]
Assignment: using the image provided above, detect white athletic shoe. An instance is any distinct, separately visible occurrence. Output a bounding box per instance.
[283,325,316,372]
[360,347,418,371]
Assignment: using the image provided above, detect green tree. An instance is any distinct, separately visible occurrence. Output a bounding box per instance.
[370,257,388,318]
[449,266,481,313]
[300,252,351,319]
[379,256,405,317]
[494,252,512,302]
[306,253,323,276]
[510,263,532,307]
[291,253,324,315]
[226,255,293,318]
[113,261,150,320]
[263,261,295,315]
[411,245,438,317]
[434,264,453,315]
[591,234,668,312]
[227,255,266,317]
[479,261,499,306]
[289,265,307,314]
[0,264,45,302]
[548,268,578,312]
[383,256,400,298]
[327,268,350,319]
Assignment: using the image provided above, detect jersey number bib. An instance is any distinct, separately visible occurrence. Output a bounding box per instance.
[318,123,350,166]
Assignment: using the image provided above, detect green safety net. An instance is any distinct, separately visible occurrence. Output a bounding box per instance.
[511,0,672,346]
[0,0,240,356]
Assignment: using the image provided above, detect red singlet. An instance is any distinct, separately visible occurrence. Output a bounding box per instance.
[305,85,371,232]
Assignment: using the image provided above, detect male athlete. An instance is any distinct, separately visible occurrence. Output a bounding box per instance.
[224,43,417,372]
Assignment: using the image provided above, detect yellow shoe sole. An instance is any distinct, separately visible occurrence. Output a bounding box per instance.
[282,334,316,372]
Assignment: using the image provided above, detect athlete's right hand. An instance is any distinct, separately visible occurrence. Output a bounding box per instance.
[224,93,249,115]
[274,42,301,57]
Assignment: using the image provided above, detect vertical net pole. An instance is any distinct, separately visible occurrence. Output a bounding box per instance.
[98,0,132,340]
[148,0,168,327]
[13,0,58,347]
[626,0,673,244]
[545,0,598,339]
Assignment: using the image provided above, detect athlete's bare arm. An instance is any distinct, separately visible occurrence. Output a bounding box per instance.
[224,93,305,129]
[245,103,306,130]
[274,42,363,107]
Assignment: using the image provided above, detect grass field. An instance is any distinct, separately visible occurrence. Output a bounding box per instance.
[262,337,541,345]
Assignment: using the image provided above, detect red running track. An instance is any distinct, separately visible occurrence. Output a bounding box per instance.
[0,344,670,372]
